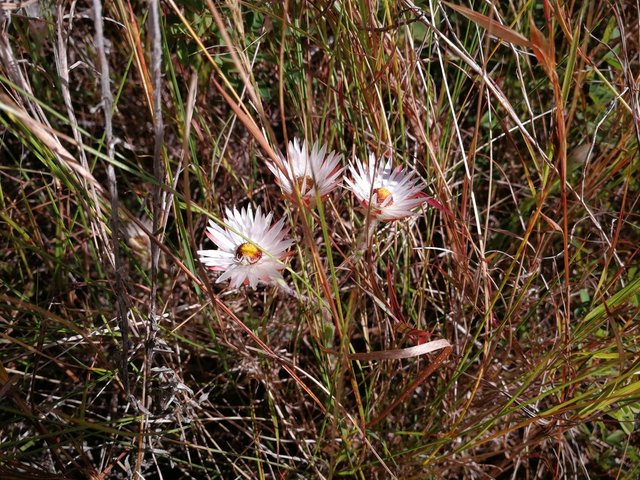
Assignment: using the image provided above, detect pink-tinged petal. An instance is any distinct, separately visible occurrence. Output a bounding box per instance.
[251,261,283,283]
[205,225,237,252]
[198,249,235,267]
[243,268,259,289]
[217,266,243,288]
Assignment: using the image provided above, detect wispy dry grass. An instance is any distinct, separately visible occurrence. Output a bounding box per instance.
[1,0,639,478]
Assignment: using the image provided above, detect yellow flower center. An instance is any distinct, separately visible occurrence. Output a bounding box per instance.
[374,187,393,205]
[235,242,262,264]
[295,175,314,194]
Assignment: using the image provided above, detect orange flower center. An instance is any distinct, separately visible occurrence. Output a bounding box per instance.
[374,187,393,206]
[235,242,262,264]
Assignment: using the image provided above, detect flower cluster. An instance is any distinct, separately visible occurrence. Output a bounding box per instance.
[198,139,430,289]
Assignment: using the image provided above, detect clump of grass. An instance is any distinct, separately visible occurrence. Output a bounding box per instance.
[1,0,639,478]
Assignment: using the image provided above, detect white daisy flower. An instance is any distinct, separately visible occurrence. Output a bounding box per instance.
[345,153,428,221]
[198,205,293,289]
[267,138,343,206]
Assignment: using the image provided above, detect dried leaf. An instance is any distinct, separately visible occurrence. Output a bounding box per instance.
[348,338,451,361]
[541,212,563,233]
[444,2,532,49]
[529,18,555,76]
[424,194,454,217]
